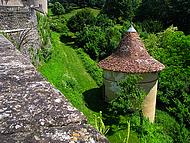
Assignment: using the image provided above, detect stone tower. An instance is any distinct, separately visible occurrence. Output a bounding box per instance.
[98,26,165,122]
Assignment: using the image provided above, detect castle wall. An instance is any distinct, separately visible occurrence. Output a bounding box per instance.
[0,6,32,30]
[0,35,109,142]
[0,0,47,13]
[0,6,40,63]
[103,70,158,122]
[0,0,23,6]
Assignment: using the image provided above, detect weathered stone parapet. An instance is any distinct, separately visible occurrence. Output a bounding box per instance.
[0,35,109,143]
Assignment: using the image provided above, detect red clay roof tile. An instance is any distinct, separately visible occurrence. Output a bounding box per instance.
[99,31,165,73]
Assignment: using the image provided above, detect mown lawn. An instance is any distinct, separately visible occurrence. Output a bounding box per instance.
[38,32,99,125]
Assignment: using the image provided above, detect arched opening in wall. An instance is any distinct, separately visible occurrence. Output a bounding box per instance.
[5,0,8,5]
[1,0,3,5]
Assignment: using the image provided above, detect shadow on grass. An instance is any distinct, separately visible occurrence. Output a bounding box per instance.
[83,87,121,136]
[60,35,76,46]
[83,87,106,112]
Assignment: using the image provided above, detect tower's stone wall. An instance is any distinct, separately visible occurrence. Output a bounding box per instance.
[103,70,158,122]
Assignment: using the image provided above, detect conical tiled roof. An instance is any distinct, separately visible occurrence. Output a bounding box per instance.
[99,26,165,73]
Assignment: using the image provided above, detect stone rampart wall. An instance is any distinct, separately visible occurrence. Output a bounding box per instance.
[0,6,29,12]
[0,35,109,143]
[0,6,40,62]
[0,6,33,30]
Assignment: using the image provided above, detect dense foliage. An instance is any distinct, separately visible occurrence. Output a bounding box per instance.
[86,0,105,8]
[67,8,95,32]
[76,48,103,86]
[110,75,145,116]
[136,0,190,34]
[49,0,105,8]
[49,17,69,33]
[52,2,65,16]
[102,0,142,22]
[76,25,121,60]
[50,0,190,34]
[36,13,52,63]
[144,27,190,130]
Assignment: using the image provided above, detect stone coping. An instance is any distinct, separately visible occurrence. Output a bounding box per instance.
[0,35,109,143]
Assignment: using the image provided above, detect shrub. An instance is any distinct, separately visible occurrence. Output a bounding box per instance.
[67,8,95,32]
[140,119,173,143]
[60,32,74,43]
[36,13,52,63]
[95,14,115,28]
[110,75,145,116]
[76,25,121,60]
[102,0,142,21]
[50,21,69,33]
[139,20,164,33]
[49,16,69,33]
[76,48,103,86]
[156,110,190,143]
[57,74,80,91]
[76,26,107,60]
[52,2,65,16]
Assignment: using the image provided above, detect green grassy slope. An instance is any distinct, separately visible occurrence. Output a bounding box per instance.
[38,32,98,125]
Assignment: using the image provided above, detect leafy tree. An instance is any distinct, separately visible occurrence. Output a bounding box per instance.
[52,2,65,16]
[138,20,164,33]
[136,0,190,34]
[67,8,95,32]
[104,26,121,57]
[144,27,190,128]
[50,0,106,8]
[76,26,107,60]
[170,0,190,34]
[76,25,121,60]
[95,14,115,28]
[102,0,142,21]
[86,0,106,8]
[136,0,169,21]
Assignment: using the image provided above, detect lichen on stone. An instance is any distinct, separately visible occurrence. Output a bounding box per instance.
[0,35,109,143]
